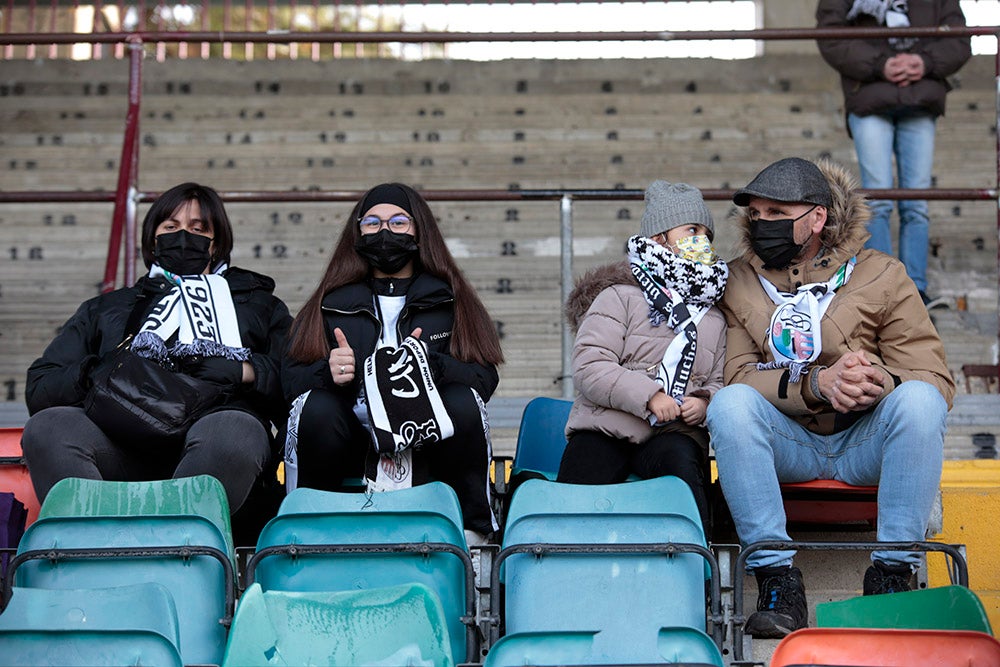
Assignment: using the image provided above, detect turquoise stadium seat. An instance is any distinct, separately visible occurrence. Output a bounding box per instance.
[11,476,235,666]
[250,483,474,663]
[484,628,723,666]
[497,477,713,663]
[0,583,183,667]
[223,582,454,666]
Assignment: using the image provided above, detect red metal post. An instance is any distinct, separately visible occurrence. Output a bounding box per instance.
[101,38,143,293]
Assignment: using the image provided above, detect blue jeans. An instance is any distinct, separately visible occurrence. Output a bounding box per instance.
[706,382,946,571]
[848,111,936,292]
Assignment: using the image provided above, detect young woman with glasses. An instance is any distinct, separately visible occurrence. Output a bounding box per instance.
[282,183,504,541]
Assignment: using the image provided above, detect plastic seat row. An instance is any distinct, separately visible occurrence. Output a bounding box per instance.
[0,471,721,666]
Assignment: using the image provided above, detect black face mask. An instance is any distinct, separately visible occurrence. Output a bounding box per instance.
[749,207,816,269]
[154,229,213,275]
[355,229,419,274]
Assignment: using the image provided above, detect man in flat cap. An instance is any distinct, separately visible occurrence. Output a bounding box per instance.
[706,157,955,638]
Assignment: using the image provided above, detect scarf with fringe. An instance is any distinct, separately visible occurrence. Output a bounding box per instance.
[131,263,249,364]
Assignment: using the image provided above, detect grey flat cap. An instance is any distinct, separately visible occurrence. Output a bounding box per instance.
[733,157,833,209]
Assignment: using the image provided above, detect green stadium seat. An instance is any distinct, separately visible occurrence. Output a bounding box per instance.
[816,584,992,634]
[222,582,454,666]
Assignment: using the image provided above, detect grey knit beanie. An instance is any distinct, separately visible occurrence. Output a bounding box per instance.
[639,180,715,241]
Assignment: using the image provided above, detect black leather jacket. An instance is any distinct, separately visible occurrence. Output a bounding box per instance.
[26,267,292,429]
[281,272,499,402]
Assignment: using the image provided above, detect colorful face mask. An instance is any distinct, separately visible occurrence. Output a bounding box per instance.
[671,234,718,265]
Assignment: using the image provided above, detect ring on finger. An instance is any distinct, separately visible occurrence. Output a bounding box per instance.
[340,365,346,374]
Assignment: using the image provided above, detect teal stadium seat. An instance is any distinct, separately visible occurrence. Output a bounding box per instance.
[497,477,716,663]
[223,582,454,666]
[250,483,474,663]
[11,476,235,666]
[484,628,723,666]
[0,583,183,667]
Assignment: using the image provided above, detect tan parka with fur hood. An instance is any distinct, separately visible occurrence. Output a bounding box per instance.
[721,160,955,435]
[563,261,727,450]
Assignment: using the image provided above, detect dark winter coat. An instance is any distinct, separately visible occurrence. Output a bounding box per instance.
[816,0,971,125]
[281,272,499,403]
[26,267,292,430]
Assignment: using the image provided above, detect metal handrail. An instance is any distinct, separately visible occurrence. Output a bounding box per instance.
[730,539,969,662]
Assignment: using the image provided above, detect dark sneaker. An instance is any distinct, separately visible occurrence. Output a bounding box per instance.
[919,291,948,310]
[744,565,808,638]
[863,560,913,595]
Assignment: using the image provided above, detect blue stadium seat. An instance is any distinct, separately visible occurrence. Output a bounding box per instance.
[511,396,573,482]
[250,483,473,663]
[0,583,183,667]
[223,582,454,666]
[11,476,235,666]
[497,477,711,662]
[484,627,723,666]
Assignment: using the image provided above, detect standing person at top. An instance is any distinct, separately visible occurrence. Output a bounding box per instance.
[816,0,971,307]
[22,182,292,513]
[707,157,955,639]
[557,181,729,535]
[281,183,504,542]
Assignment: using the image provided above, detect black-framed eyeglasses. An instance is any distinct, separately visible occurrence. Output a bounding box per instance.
[358,214,413,234]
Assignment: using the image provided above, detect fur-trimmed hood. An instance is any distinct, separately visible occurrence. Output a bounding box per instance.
[564,261,634,333]
[731,159,871,262]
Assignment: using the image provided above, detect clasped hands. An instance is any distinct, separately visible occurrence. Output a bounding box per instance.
[328,326,422,386]
[883,53,925,87]
[817,350,885,414]
[647,391,708,426]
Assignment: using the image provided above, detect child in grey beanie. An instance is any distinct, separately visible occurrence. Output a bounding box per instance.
[640,180,716,241]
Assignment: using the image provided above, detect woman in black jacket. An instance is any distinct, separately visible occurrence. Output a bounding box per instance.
[22,183,292,513]
[282,183,504,538]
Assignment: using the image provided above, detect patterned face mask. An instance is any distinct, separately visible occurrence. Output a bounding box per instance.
[671,234,718,266]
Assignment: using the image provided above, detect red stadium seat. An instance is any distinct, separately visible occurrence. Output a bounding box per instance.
[780,479,878,528]
[0,428,40,529]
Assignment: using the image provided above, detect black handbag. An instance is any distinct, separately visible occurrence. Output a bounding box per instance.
[84,293,226,446]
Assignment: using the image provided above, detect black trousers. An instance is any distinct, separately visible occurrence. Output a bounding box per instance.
[293,386,497,535]
[557,429,710,536]
[22,406,270,513]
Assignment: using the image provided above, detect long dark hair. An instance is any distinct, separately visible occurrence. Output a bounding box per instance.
[287,183,504,367]
[140,182,234,268]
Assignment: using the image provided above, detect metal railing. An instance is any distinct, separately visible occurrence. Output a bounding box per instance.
[0,24,997,393]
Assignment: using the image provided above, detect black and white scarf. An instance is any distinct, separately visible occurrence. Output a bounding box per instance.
[364,335,455,491]
[131,263,249,364]
[626,236,728,412]
[848,0,917,50]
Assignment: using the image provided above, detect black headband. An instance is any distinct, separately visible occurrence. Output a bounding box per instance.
[360,183,413,216]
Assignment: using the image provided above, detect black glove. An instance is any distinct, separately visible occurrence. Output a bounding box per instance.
[183,356,244,387]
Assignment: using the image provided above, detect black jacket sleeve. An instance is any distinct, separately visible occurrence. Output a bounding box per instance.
[245,296,293,421]
[25,299,103,415]
[428,352,500,402]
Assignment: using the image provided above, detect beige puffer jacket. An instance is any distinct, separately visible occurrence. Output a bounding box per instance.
[721,160,956,434]
[563,262,726,449]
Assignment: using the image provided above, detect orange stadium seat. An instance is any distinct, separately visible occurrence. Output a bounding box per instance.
[0,429,39,529]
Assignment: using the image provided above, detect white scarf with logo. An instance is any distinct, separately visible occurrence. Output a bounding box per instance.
[755,257,856,382]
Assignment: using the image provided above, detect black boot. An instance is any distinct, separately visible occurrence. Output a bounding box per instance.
[863,560,913,596]
[744,565,808,639]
